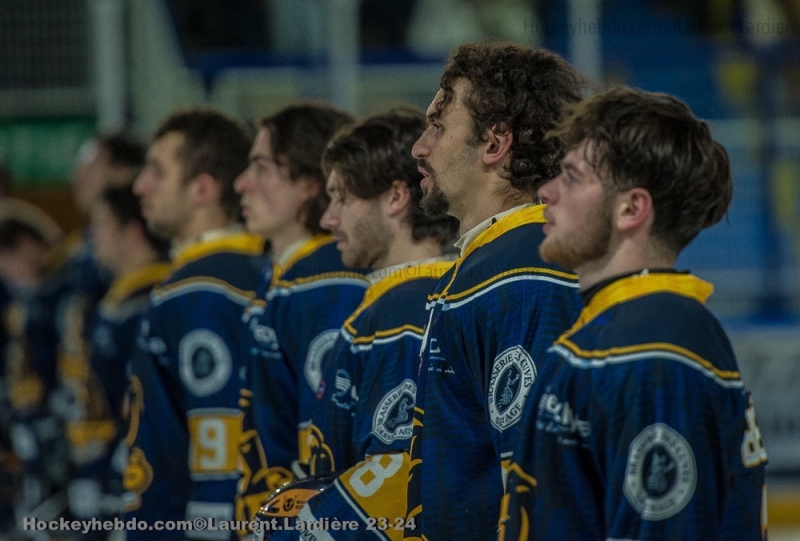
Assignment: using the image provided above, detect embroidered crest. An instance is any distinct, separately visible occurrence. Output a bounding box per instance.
[488,346,536,431]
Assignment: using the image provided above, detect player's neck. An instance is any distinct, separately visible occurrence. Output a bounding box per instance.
[576,240,675,292]
[376,235,442,270]
[173,207,232,246]
[114,244,161,277]
[270,223,313,264]
[455,189,533,236]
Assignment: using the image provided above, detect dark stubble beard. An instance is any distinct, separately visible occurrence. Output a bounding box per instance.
[420,182,450,217]
[539,202,613,271]
[343,204,392,268]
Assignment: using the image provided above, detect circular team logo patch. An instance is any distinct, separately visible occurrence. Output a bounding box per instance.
[305,330,339,392]
[179,329,232,397]
[372,379,416,444]
[623,423,697,521]
[488,346,536,431]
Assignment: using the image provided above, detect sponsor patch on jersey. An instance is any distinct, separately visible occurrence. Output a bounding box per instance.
[372,379,416,444]
[331,369,357,411]
[623,423,697,521]
[304,330,339,391]
[489,346,536,431]
[179,329,233,397]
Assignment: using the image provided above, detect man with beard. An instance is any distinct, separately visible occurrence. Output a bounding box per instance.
[502,87,767,541]
[404,42,586,541]
[261,109,458,541]
[124,109,265,540]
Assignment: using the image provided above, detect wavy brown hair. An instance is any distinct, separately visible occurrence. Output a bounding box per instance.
[259,103,353,235]
[550,86,732,254]
[323,108,459,245]
[434,42,587,195]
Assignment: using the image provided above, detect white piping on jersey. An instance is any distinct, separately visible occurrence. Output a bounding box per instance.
[500,451,514,459]
[332,480,393,541]
[549,344,745,390]
[152,281,252,307]
[346,330,424,353]
[266,277,367,300]
[98,296,150,323]
[186,407,241,417]
[426,274,579,311]
[189,472,240,481]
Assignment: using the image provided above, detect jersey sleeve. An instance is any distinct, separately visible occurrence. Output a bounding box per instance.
[596,358,767,541]
[308,332,359,476]
[126,274,256,540]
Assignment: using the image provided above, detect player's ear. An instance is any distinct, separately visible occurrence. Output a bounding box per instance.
[615,187,653,232]
[190,173,221,207]
[383,179,411,218]
[482,123,513,167]
[297,175,321,202]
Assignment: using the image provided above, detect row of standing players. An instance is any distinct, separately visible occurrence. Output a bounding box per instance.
[1,41,767,541]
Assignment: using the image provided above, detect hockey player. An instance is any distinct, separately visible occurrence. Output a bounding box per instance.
[263,109,459,541]
[234,104,369,526]
[405,43,586,541]
[66,184,170,531]
[502,87,768,540]
[124,109,265,540]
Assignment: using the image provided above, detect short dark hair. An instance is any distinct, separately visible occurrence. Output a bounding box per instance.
[98,133,147,170]
[259,103,353,235]
[154,108,252,219]
[434,42,586,195]
[323,108,459,244]
[551,87,732,254]
[100,184,169,257]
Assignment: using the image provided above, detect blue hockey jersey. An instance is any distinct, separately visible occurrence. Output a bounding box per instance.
[236,236,368,527]
[67,262,170,520]
[267,258,454,541]
[502,271,768,541]
[123,229,265,540]
[405,205,582,541]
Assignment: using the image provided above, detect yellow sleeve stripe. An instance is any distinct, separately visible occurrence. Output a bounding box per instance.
[350,324,425,345]
[270,271,367,290]
[556,338,741,380]
[101,262,172,308]
[428,266,577,302]
[153,276,255,305]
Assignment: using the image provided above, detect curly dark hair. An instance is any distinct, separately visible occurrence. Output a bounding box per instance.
[434,42,586,194]
[259,103,354,235]
[550,87,732,254]
[323,108,459,245]
[154,108,253,220]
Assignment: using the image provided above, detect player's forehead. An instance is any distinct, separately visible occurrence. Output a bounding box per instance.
[149,131,184,164]
[427,80,470,121]
[325,168,346,192]
[250,128,276,161]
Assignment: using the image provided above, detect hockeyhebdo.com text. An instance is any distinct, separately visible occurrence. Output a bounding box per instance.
[523,16,800,37]
[23,516,258,535]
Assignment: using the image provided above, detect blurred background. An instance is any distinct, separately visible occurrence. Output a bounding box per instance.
[0,0,798,537]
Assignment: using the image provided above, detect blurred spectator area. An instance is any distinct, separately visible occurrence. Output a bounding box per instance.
[2,0,800,321]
